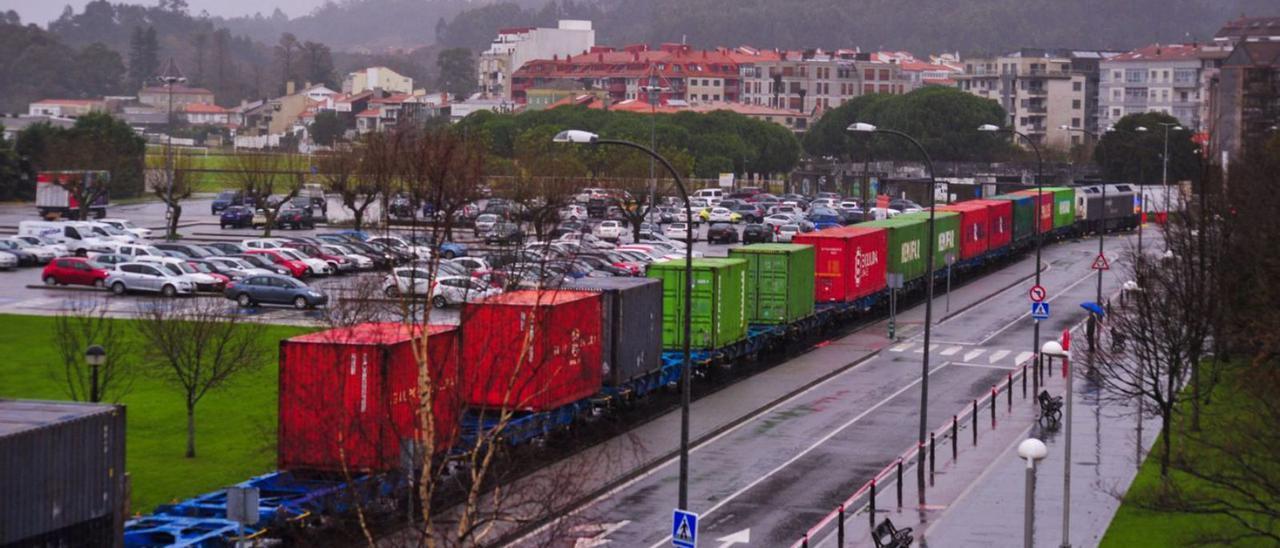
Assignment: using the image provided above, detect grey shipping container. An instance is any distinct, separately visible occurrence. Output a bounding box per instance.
[1,399,126,546]
[564,277,663,386]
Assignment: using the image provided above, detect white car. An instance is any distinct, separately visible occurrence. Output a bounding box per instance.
[0,250,18,269]
[113,243,167,258]
[87,222,138,244]
[556,231,614,250]
[777,224,802,242]
[242,238,289,250]
[320,244,374,270]
[575,187,608,204]
[99,218,153,240]
[594,220,624,242]
[12,235,69,257]
[838,201,861,212]
[4,238,56,263]
[559,205,587,221]
[275,248,334,276]
[383,269,497,307]
[867,208,901,220]
[763,214,797,228]
[663,222,693,241]
[474,214,500,233]
[206,256,275,280]
[705,207,738,223]
[106,262,196,297]
[366,236,431,260]
[448,256,491,274]
[810,198,838,209]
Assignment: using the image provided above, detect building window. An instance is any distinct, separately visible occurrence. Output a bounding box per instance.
[1071,117,1080,127]
[713,95,720,101]
[1113,89,1122,100]
[864,84,875,94]
[1125,69,1145,83]
[879,69,890,80]
[1112,107,1121,117]
[864,69,875,81]
[1072,81,1082,91]
[1173,69,1197,84]
[1072,99,1081,109]
[1072,135,1081,145]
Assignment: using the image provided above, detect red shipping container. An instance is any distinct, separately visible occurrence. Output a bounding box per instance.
[938,202,990,260]
[460,290,603,411]
[1012,190,1054,233]
[970,199,1013,251]
[793,226,888,302]
[279,323,461,473]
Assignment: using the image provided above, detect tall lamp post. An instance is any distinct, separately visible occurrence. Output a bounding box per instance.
[1157,122,1184,247]
[1018,438,1049,548]
[553,129,696,509]
[158,67,188,241]
[847,122,938,506]
[1042,336,1072,548]
[978,124,1044,390]
[85,345,106,403]
[1061,125,1111,350]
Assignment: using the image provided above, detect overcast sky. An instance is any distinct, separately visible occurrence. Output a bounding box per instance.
[1,0,322,27]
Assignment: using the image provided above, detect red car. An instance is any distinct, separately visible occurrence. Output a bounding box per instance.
[246,249,309,278]
[42,257,110,288]
[187,261,231,290]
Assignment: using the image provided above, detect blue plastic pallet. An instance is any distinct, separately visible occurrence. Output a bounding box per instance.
[124,515,245,547]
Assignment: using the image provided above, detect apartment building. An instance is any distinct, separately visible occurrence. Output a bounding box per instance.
[738,50,908,116]
[1202,16,1280,160]
[342,66,414,95]
[1098,44,1203,131]
[477,20,596,100]
[955,49,1089,150]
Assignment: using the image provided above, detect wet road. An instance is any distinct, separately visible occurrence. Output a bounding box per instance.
[512,232,1135,547]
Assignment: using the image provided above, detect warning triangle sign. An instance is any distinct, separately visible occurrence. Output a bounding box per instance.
[1091,254,1110,270]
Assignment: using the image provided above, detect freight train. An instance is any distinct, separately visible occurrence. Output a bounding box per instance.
[122,184,1139,546]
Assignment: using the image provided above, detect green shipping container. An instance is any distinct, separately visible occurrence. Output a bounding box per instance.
[728,243,816,324]
[647,258,748,350]
[859,217,928,283]
[991,194,1035,243]
[896,211,961,270]
[1042,187,1077,229]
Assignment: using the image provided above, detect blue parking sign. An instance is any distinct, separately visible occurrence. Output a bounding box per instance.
[672,509,699,548]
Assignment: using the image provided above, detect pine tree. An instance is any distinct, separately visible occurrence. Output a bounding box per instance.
[127,26,160,91]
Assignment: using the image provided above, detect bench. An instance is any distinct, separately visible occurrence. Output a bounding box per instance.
[1038,390,1063,426]
[872,518,914,548]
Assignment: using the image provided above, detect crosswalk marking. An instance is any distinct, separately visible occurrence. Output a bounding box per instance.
[1014,351,1035,365]
[988,350,1010,363]
[963,349,986,361]
[890,343,913,353]
[913,344,939,354]
[940,346,962,356]
[884,343,1037,369]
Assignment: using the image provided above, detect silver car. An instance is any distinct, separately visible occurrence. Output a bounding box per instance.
[0,250,17,270]
[105,262,196,297]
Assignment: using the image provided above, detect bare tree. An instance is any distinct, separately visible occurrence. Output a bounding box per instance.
[317,144,378,231]
[398,126,486,243]
[48,301,133,403]
[133,299,268,458]
[149,147,196,240]
[229,151,302,237]
[360,131,402,229]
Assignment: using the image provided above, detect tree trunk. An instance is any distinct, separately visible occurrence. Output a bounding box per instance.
[1159,405,1172,479]
[262,212,274,237]
[352,208,363,232]
[169,203,183,240]
[186,404,196,458]
[1191,351,1202,432]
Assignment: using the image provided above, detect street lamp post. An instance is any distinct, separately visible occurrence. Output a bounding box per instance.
[553,129,696,509]
[1018,438,1049,548]
[85,345,106,403]
[848,122,938,506]
[1059,125,1110,350]
[1042,336,1072,548]
[978,124,1044,391]
[158,70,187,241]
[1158,122,1183,247]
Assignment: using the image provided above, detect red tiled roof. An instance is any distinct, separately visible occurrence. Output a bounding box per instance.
[922,77,958,86]
[183,103,227,113]
[355,108,381,117]
[1109,44,1200,62]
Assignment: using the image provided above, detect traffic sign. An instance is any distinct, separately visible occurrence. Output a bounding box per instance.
[672,509,699,548]
[1029,285,1047,302]
[1091,254,1111,270]
[1031,302,1050,320]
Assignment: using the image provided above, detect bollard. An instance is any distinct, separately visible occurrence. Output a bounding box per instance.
[972,400,978,445]
[838,504,845,548]
[1022,363,1027,399]
[869,479,877,531]
[991,387,997,429]
[896,458,903,508]
[802,534,809,548]
[929,432,936,485]
[952,415,958,461]
[1008,373,1013,411]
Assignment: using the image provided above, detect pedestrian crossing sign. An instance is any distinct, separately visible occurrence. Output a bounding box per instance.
[672,509,699,548]
[1031,301,1050,320]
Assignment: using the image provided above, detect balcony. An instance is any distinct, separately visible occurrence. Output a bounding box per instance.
[1023,88,1048,96]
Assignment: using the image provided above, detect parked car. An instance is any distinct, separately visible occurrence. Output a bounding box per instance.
[106,262,196,297]
[42,257,110,287]
[283,242,354,273]
[153,243,213,258]
[210,190,244,214]
[245,249,311,278]
[741,223,774,244]
[706,223,739,244]
[366,236,432,260]
[220,206,255,229]
[232,253,294,276]
[559,204,587,221]
[594,220,624,242]
[383,269,498,308]
[226,274,328,309]
[763,213,797,229]
[0,251,17,269]
[318,244,374,270]
[474,213,500,233]
[136,256,225,292]
[437,241,468,259]
[0,240,39,266]
[701,207,742,224]
[729,203,765,223]
[275,208,315,229]
[89,253,129,269]
[663,222,693,241]
[99,218,153,239]
[12,235,69,257]
[484,223,525,245]
[202,242,245,255]
[5,237,57,263]
[203,257,275,280]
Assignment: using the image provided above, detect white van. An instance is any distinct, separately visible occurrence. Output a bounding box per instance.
[18,221,115,256]
[692,188,724,205]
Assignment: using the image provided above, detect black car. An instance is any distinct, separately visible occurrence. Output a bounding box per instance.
[485,222,525,245]
[706,223,739,244]
[219,205,254,228]
[388,195,415,219]
[154,243,213,258]
[211,190,243,214]
[741,223,774,244]
[275,208,315,229]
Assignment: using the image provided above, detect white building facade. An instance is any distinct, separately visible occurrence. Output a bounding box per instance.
[477,20,596,100]
[1098,44,1203,131]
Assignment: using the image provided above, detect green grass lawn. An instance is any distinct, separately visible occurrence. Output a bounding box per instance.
[1101,365,1278,547]
[0,314,309,514]
[146,151,316,194]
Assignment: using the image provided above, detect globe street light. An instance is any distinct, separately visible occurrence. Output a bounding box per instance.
[553,129,697,510]
[1158,122,1184,244]
[85,344,106,403]
[848,122,938,506]
[1018,437,1049,548]
[978,123,1046,392]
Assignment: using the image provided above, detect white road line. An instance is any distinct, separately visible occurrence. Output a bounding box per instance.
[953,361,1016,370]
[988,350,1010,363]
[890,343,913,353]
[940,346,962,356]
[976,268,1102,345]
[963,349,986,362]
[645,361,956,548]
[913,343,939,354]
[1014,351,1035,364]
